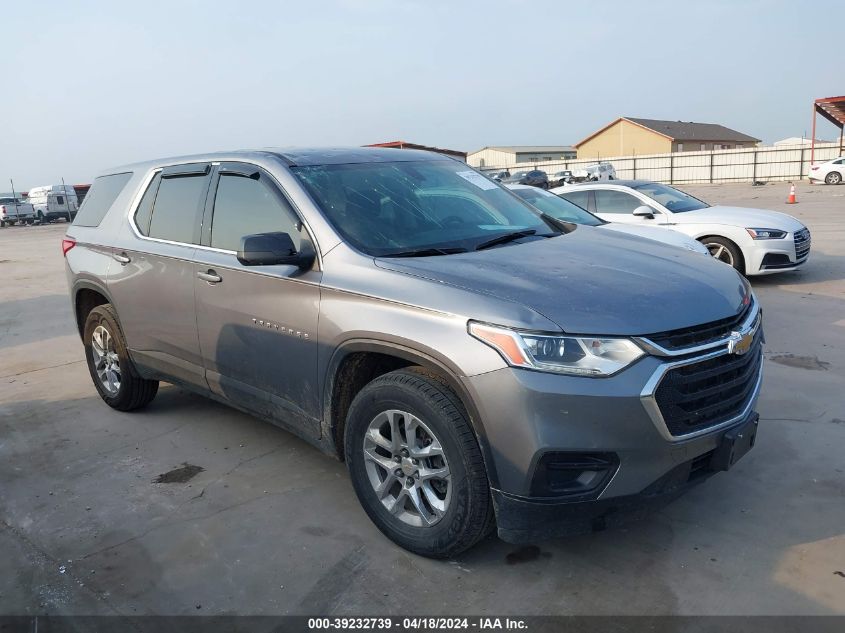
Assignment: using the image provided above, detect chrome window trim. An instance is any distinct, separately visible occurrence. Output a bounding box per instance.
[125,163,324,267]
[634,297,759,358]
[640,339,763,443]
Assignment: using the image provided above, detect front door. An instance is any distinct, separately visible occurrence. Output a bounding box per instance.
[592,189,665,225]
[193,163,322,439]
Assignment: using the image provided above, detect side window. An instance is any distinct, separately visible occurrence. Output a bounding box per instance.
[559,189,590,210]
[148,174,209,244]
[593,190,642,214]
[210,173,302,253]
[74,172,133,227]
[134,173,161,236]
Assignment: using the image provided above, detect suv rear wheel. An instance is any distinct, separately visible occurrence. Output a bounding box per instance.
[345,368,493,558]
[83,305,159,411]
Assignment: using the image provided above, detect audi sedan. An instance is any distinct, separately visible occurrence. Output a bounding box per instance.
[553,180,810,275]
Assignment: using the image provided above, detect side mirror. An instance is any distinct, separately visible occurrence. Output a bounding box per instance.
[633,205,655,219]
[237,232,314,268]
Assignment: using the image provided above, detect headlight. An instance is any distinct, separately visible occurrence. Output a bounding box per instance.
[468,322,645,377]
[746,228,787,239]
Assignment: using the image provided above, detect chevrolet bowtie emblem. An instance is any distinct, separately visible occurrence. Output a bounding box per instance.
[727,330,753,356]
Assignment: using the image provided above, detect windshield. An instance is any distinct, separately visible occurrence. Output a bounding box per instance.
[510,187,603,226]
[292,160,558,256]
[632,182,709,213]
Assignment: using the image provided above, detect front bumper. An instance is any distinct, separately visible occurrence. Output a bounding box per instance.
[746,230,811,275]
[462,341,762,541]
[490,414,754,543]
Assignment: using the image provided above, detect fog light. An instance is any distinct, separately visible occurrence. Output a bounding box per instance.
[529,452,619,499]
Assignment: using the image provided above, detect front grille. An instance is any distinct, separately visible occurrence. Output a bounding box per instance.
[794,227,811,261]
[654,328,762,436]
[644,302,752,351]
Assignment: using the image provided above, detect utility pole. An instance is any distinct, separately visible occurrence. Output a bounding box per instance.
[61,177,72,222]
[10,178,20,221]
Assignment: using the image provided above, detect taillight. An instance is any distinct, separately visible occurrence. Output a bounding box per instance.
[61,238,76,257]
[811,166,819,171]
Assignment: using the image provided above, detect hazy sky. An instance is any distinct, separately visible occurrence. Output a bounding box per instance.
[1,0,842,189]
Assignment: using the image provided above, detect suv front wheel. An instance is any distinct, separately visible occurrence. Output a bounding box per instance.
[345,368,494,558]
[83,304,159,411]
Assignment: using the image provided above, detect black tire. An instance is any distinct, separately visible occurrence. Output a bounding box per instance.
[825,171,842,185]
[701,236,745,274]
[83,304,159,411]
[345,368,494,558]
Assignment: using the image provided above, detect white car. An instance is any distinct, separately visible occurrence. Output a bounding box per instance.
[506,184,710,256]
[552,180,810,275]
[809,156,844,185]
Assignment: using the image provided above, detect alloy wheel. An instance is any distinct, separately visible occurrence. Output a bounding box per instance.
[91,325,121,395]
[705,242,735,266]
[362,409,452,527]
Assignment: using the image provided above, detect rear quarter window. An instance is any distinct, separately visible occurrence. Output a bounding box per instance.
[73,172,133,227]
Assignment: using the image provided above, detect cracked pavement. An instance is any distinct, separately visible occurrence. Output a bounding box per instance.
[1,182,844,615]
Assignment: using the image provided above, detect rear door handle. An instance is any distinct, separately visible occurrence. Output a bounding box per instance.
[113,252,131,264]
[197,269,222,284]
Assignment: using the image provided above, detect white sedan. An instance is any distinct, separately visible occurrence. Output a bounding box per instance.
[506,184,710,256]
[809,156,844,185]
[551,180,810,275]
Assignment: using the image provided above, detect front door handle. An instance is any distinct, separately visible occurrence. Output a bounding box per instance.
[113,252,131,264]
[197,269,222,284]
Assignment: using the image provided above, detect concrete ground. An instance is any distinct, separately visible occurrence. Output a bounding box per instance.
[1,181,843,616]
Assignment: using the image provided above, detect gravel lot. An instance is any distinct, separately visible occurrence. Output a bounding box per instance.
[1,181,843,616]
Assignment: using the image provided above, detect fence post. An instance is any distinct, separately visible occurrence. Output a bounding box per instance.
[798,147,805,180]
[669,153,674,184]
[752,149,757,183]
[709,151,714,183]
[632,156,637,180]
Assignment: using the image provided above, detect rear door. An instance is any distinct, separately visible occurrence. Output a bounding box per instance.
[193,162,322,439]
[558,188,594,213]
[107,163,211,389]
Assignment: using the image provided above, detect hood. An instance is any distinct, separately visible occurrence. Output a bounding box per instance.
[598,223,708,253]
[375,226,749,336]
[676,205,805,231]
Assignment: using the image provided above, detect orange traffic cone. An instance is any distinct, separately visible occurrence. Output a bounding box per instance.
[787,182,797,204]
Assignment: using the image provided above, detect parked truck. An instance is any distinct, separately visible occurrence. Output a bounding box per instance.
[27,185,79,223]
[0,197,36,227]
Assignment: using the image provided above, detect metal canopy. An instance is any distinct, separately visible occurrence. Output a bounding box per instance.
[811,96,845,164]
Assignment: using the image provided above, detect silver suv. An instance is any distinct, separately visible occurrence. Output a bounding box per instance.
[64,148,763,557]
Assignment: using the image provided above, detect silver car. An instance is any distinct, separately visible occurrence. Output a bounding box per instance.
[64,148,763,557]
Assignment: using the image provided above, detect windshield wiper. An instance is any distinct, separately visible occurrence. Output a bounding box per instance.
[474,229,537,251]
[540,213,582,230]
[380,247,468,258]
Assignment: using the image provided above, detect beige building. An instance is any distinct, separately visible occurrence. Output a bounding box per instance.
[575,117,761,159]
[467,145,576,169]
